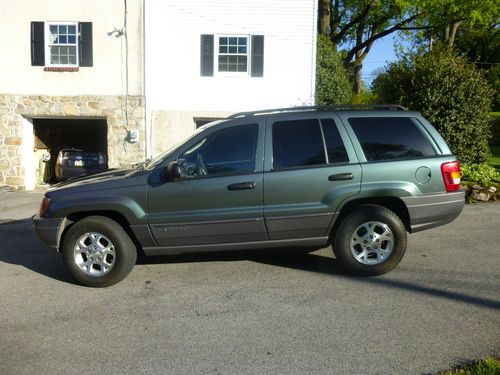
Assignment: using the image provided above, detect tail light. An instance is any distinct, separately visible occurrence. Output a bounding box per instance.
[39,196,51,217]
[441,161,461,192]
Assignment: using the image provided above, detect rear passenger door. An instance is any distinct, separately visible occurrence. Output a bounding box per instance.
[263,113,361,240]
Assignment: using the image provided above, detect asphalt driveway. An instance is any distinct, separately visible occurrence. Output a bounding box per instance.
[0,190,499,374]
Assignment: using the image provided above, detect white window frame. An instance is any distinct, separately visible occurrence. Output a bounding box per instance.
[215,35,250,76]
[45,21,79,67]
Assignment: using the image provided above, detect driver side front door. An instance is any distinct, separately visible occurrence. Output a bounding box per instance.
[147,122,267,248]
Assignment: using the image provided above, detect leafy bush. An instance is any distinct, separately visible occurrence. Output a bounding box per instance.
[461,163,500,186]
[438,357,500,375]
[316,35,353,105]
[373,46,494,164]
[351,89,377,104]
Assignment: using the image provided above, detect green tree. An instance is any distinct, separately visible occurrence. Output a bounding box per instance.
[454,23,500,110]
[318,0,419,94]
[317,0,499,96]
[316,35,353,105]
[373,47,494,164]
[411,0,499,47]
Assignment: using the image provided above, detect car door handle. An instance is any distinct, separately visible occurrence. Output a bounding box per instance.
[328,173,353,181]
[227,182,256,191]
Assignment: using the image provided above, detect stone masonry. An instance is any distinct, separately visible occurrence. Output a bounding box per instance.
[0,94,146,190]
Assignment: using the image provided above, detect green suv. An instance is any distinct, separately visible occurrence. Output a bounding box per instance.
[33,105,464,287]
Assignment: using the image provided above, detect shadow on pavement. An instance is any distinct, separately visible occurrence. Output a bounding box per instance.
[1,217,499,310]
[0,217,73,284]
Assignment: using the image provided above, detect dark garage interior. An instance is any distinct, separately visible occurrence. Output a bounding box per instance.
[33,118,108,183]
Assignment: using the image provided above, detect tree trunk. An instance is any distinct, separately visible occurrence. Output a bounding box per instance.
[353,61,363,95]
[448,21,462,47]
[318,0,331,35]
[443,25,450,44]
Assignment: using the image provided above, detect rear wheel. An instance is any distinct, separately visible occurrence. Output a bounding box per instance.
[62,216,137,287]
[333,205,407,276]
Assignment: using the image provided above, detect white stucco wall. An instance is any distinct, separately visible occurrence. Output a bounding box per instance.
[0,0,143,96]
[145,0,317,112]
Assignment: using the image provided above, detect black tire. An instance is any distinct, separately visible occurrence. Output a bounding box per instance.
[332,205,407,276]
[62,216,137,287]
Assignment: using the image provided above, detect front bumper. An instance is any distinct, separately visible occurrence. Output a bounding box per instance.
[32,215,66,250]
[402,190,465,233]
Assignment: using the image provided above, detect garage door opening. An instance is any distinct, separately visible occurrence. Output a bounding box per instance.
[33,118,108,184]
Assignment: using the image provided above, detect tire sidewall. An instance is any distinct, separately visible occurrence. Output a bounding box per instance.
[333,205,407,276]
[62,216,136,287]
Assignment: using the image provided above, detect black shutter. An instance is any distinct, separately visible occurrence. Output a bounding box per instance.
[200,34,214,76]
[79,22,93,67]
[251,35,264,77]
[31,22,45,66]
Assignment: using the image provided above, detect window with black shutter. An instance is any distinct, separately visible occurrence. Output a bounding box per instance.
[30,21,93,68]
[200,34,264,77]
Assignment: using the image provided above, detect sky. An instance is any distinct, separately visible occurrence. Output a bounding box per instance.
[360,35,400,87]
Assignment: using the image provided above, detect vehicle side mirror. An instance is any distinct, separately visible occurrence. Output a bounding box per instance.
[166,161,182,181]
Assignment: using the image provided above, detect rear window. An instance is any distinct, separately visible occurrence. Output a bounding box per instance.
[348,117,436,161]
[62,151,99,159]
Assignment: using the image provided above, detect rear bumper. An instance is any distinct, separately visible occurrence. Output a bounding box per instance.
[402,191,465,233]
[32,215,66,250]
[55,166,106,181]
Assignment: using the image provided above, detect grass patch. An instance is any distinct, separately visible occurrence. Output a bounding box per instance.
[489,144,500,169]
[437,357,500,375]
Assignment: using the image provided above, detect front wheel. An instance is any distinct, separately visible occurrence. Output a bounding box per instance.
[333,205,407,276]
[62,216,137,287]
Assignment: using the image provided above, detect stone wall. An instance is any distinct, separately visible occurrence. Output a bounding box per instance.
[0,94,146,190]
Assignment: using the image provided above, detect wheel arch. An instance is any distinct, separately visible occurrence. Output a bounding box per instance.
[329,196,411,243]
[58,210,143,255]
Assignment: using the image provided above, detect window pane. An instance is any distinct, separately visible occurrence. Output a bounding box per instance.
[50,25,57,34]
[68,35,76,44]
[50,48,60,64]
[59,35,67,44]
[348,117,436,161]
[178,124,258,177]
[238,37,247,46]
[59,25,67,34]
[321,119,349,163]
[219,37,228,46]
[238,46,246,53]
[228,46,237,53]
[272,119,326,169]
[68,25,76,34]
[229,37,237,45]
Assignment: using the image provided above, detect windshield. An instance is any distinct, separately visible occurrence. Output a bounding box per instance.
[144,124,217,170]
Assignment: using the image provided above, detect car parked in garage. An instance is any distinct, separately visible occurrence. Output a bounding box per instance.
[54,148,108,181]
[33,105,464,287]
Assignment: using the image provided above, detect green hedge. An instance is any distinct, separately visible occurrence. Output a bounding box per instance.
[315,35,353,105]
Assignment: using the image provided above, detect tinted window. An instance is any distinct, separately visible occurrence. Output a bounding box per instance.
[272,119,326,169]
[348,117,436,161]
[178,124,258,177]
[321,119,349,163]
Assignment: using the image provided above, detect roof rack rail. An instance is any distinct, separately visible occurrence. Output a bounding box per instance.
[227,104,408,119]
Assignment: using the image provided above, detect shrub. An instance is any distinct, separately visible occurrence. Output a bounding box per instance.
[316,35,353,105]
[373,46,494,164]
[461,163,500,186]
